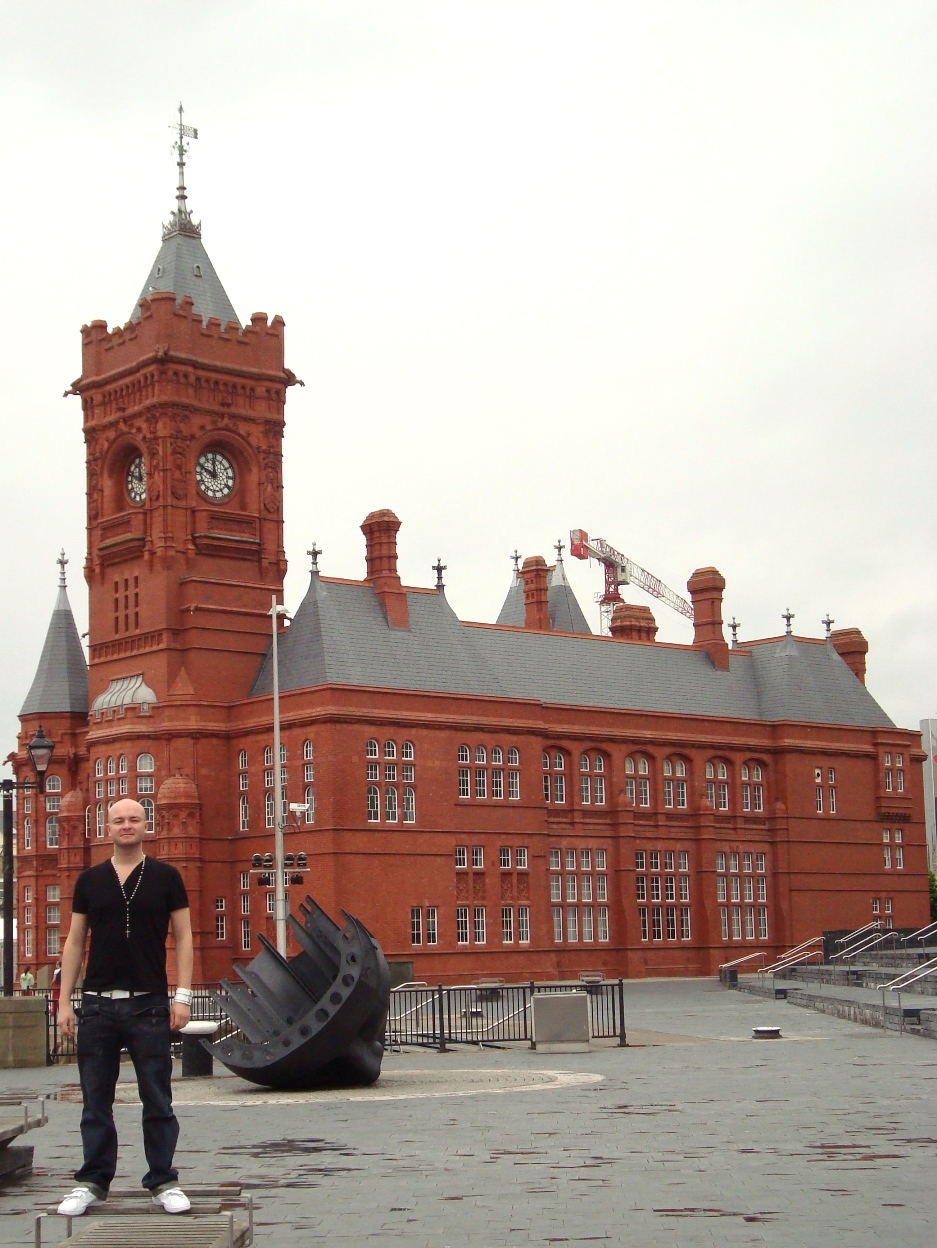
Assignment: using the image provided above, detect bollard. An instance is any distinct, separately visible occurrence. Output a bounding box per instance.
[179,1021,219,1076]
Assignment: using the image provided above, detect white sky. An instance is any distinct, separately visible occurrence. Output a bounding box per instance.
[0,1,934,746]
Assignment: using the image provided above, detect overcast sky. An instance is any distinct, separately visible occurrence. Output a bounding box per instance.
[0,1,934,749]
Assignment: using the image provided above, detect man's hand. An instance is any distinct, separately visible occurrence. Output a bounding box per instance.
[170,1002,191,1032]
[58,1002,77,1039]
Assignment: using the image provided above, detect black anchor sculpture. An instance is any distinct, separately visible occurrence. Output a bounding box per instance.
[206,896,391,1089]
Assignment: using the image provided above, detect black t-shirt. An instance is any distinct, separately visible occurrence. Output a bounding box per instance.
[72,857,189,994]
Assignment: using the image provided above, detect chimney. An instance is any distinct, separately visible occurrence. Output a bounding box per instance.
[519,556,550,630]
[686,566,730,671]
[609,602,658,643]
[361,509,409,628]
[831,627,868,684]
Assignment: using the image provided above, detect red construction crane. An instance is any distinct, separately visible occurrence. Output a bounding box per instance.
[569,529,693,633]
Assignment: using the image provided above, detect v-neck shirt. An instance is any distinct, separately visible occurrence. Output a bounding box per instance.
[72,857,189,993]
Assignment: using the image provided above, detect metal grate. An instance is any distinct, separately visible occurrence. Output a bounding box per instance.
[37,1213,251,1248]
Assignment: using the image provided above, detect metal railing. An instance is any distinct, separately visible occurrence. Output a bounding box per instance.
[877,955,937,1035]
[385,980,627,1049]
[904,921,937,947]
[760,936,823,976]
[830,921,881,960]
[841,929,900,960]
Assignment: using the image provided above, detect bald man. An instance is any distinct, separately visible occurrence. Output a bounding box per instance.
[56,799,194,1216]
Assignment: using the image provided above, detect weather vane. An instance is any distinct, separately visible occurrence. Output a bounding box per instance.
[164,103,201,239]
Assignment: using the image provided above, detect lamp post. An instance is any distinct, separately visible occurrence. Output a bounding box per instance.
[2,724,54,996]
[269,596,291,957]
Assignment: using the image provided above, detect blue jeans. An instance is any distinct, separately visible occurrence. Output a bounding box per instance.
[75,993,179,1195]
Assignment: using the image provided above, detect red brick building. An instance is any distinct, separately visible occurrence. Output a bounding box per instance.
[10,165,929,987]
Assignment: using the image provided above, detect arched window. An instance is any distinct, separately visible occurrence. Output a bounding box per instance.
[304,788,315,823]
[107,756,116,775]
[384,741,396,759]
[593,755,604,772]
[458,744,470,763]
[141,797,155,833]
[402,741,414,760]
[403,787,415,823]
[265,793,275,828]
[624,755,651,806]
[239,794,249,831]
[136,753,155,773]
[238,749,248,769]
[507,747,519,766]
[706,760,730,811]
[85,807,90,839]
[475,745,486,764]
[366,739,379,758]
[96,804,105,837]
[303,739,313,760]
[45,775,62,793]
[580,754,590,772]
[118,755,128,774]
[95,759,104,778]
[542,751,567,804]
[264,745,273,766]
[625,756,635,774]
[367,786,380,822]
[742,761,765,812]
[279,743,287,764]
[385,787,398,822]
[664,757,688,809]
[491,746,502,765]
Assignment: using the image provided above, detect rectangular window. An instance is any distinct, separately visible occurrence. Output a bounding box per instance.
[743,852,752,872]
[565,849,576,870]
[47,928,61,957]
[885,770,893,791]
[895,829,903,842]
[665,877,675,902]
[731,908,741,940]
[650,876,661,901]
[491,770,503,799]
[717,877,727,901]
[884,846,892,869]
[651,907,662,940]
[884,897,892,914]
[720,907,729,940]
[744,877,753,903]
[304,763,314,783]
[729,852,739,872]
[550,849,562,870]
[596,848,606,870]
[828,787,836,813]
[214,897,225,911]
[716,852,726,872]
[706,781,716,807]
[46,818,59,848]
[554,775,566,804]
[215,914,227,941]
[626,778,636,803]
[426,907,438,945]
[666,907,677,940]
[501,906,514,943]
[582,907,594,941]
[757,877,767,902]
[516,848,528,869]
[472,845,484,869]
[635,850,646,870]
[266,892,276,914]
[47,904,60,925]
[755,852,765,872]
[816,787,824,813]
[663,779,673,808]
[500,846,511,868]
[581,776,591,804]
[758,908,768,939]
[473,907,486,944]
[718,783,729,811]
[23,929,32,958]
[745,908,755,939]
[240,893,251,915]
[456,907,469,944]
[664,851,674,871]
[742,784,751,811]
[543,774,551,802]
[458,768,470,798]
[566,875,577,902]
[730,877,740,903]
[883,828,891,842]
[455,845,467,868]
[593,775,605,805]
[552,907,564,942]
[46,884,60,902]
[636,876,646,901]
[676,780,687,809]
[639,907,649,941]
[241,919,251,951]
[680,907,691,940]
[753,785,764,812]
[384,764,397,783]
[239,773,249,790]
[649,850,660,871]
[264,769,274,789]
[566,908,579,942]
[23,904,31,926]
[410,907,422,944]
[596,874,607,902]
[550,874,562,901]
[872,897,880,913]
[581,875,593,902]
[638,778,650,806]
[897,770,904,792]
[518,906,530,942]
[402,764,414,783]
[679,876,689,902]
[136,776,154,794]
[475,769,487,799]
[896,847,904,869]
[508,771,520,800]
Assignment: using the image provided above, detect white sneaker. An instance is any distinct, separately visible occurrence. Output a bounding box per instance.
[57,1187,99,1216]
[152,1187,191,1214]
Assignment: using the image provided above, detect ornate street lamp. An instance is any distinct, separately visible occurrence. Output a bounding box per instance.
[2,724,55,995]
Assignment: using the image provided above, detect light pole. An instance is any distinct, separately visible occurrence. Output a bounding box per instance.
[269,596,290,957]
[2,725,55,996]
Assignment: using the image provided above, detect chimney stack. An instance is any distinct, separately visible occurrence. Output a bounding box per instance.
[361,509,409,629]
[609,602,658,643]
[687,566,730,670]
[831,627,868,684]
[519,556,550,630]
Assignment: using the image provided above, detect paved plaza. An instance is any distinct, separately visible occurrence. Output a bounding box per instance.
[2,978,936,1246]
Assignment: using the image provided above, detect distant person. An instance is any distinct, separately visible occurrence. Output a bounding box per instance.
[51,962,62,1006]
[56,799,193,1218]
[19,966,34,994]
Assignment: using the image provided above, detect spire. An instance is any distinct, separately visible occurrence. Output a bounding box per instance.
[130,105,240,328]
[20,553,89,716]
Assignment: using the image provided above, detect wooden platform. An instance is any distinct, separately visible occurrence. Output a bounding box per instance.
[38,1212,252,1248]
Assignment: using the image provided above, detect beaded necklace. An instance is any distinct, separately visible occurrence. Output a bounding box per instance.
[114,857,146,939]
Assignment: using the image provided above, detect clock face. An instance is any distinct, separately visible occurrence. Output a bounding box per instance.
[126,455,146,505]
[195,449,235,500]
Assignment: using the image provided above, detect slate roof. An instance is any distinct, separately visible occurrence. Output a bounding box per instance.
[20,583,88,716]
[495,559,592,635]
[249,574,894,729]
[131,228,239,328]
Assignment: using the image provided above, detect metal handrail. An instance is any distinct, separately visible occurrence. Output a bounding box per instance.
[842,930,900,960]
[876,955,937,1037]
[719,952,768,971]
[835,920,880,946]
[903,921,937,946]
[761,949,823,976]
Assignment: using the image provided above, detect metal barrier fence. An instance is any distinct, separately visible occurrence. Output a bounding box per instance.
[385,980,627,1049]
